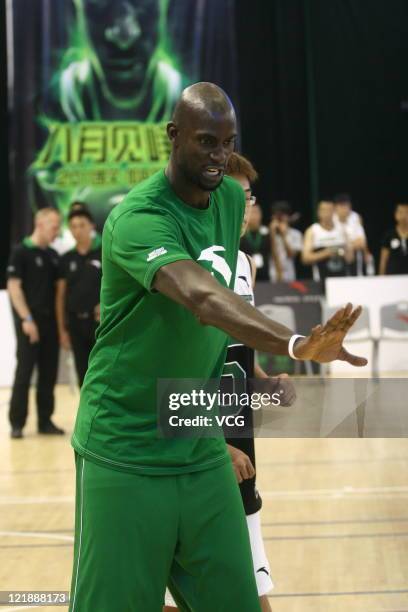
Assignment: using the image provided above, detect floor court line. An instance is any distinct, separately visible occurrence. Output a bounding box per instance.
[268,588,408,599]
[3,485,408,506]
[0,543,72,549]
[263,517,408,527]
[259,456,408,467]
[0,469,74,476]
[264,532,408,541]
[0,530,74,542]
[0,497,74,505]
[261,485,408,500]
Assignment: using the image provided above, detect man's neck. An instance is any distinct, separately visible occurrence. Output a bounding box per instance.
[397,224,408,237]
[76,237,93,255]
[321,221,334,231]
[30,231,48,249]
[165,163,210,209]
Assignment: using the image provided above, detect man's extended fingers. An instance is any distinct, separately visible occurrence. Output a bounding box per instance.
[341,305,363,332]
[330,303,354,330]
[339,347,368,367]
[321,306,346,332]
[322,303,359,334]
[341,303,354,324]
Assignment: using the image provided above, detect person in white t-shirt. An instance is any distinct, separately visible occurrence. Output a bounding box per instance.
[333,193,374,276]
[302,200,354,282]
[269,201,303,281]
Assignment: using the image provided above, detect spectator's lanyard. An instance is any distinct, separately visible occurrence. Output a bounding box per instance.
[246,231,262,252]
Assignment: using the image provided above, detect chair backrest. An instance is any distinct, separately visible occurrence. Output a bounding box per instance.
[257,304,296,330]
[380,302,408,338]
[325,305,371,340]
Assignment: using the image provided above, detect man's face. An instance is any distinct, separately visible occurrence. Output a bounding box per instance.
[69,216,94,243]
[229,173,252,236]
[81,0,160,95]
[335,202,351,222]
[38,212,61,245]
[170,110,237,193]
[272,212,289,225]
[318,201,334,224]
[395,204,408,226]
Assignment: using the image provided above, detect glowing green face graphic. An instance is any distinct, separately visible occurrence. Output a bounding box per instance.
[31,0,188,227]
[67,0,180,115]
[81,0,160,100]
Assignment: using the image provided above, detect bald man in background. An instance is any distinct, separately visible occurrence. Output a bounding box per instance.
[7,208,64,438]
[68,83,366,612]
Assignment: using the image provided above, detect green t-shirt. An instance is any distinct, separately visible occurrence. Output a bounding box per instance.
[72,170,245,474]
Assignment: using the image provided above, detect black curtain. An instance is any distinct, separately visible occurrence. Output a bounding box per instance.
[236,0,311,225]
[0,0,10,288]
[307,0,408,257]
[236,0,408,262]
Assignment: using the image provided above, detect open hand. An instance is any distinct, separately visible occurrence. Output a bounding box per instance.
[293,303,368,366]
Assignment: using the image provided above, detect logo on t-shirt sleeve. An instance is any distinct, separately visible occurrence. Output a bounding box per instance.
[147,247,168,262]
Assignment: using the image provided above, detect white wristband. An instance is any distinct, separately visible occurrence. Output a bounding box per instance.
[288,334,305,360]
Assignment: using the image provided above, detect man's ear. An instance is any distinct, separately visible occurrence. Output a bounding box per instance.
[166,122,178,143]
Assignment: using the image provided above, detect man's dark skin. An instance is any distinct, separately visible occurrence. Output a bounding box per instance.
[154,82,367,367]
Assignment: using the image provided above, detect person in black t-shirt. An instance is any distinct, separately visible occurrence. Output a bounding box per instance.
[379,203,408,275]
[7,208,64,439]
[56,209,102,386]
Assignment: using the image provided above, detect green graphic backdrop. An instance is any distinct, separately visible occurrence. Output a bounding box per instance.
[8,0,238,235]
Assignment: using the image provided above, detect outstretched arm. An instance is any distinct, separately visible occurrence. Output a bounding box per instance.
[153,260,367,366]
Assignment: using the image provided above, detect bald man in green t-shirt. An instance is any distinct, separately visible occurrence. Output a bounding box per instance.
[69,82,367,612]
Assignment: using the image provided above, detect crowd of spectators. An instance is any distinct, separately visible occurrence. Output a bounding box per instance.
[240,194,408,283]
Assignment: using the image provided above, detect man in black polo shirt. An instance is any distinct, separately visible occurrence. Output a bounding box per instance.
[379,203,408,275]
[7,208,64,439]
[56,209,102,386]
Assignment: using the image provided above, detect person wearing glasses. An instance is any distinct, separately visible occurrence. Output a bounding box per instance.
[238,170,271,282]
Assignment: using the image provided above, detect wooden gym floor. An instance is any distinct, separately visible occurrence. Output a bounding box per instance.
[0,385,407,612]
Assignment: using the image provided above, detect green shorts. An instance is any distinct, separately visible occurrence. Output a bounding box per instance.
[69,454,261,612]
